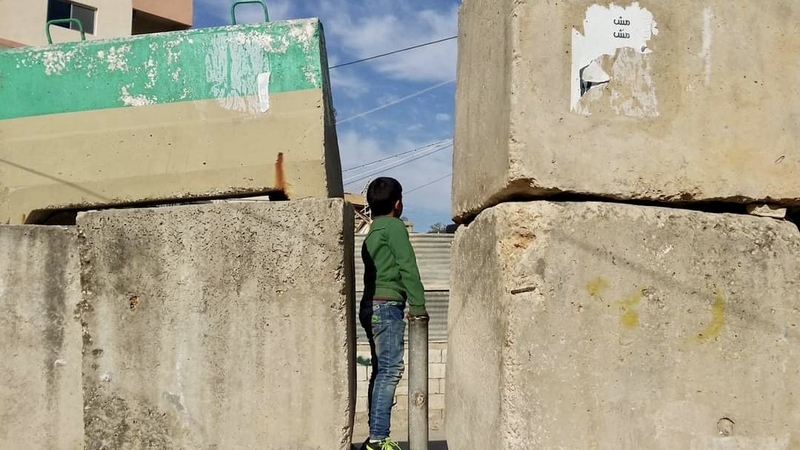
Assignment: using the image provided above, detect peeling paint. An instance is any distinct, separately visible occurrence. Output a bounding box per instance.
[0,20,324,120]
[571,2,659,117]
[120,85,157,107]
[105,45,131,72]
[205,32,272,114]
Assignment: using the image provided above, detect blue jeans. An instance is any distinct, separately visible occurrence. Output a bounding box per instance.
[360,300,406,440]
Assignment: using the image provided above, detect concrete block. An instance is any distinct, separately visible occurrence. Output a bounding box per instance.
[429,394,446,411]
[452,0,800,222]
[429,363,446,379]
[394,395,408,411]
[447,201,800,449]
[0,19,343,225]
[77,199,355,450]
[356,397,368,414]
[0,226,83,449]
[357,382,369,398]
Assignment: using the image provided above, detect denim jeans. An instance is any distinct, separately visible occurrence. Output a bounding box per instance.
[359,300,406,441]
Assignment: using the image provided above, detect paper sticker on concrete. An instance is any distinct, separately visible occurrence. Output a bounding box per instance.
[257,72,271,113]
[571,2,660,117]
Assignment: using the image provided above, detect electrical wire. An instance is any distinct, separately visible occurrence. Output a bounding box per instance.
[405,173,452,195]
[344,142,453,186]
[335,79,455,125]
[329,35,458,69]
[341,138,452,173]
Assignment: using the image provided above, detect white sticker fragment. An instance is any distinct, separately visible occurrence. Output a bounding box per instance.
[571,2,659,117]
[257,72,271,113]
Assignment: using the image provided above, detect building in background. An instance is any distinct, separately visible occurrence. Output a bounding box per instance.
[0,0,192,48]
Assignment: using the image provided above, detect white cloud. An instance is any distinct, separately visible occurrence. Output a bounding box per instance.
[320,2,458,83]
[338,129,452,219]
[330,69,370,99]
[435,113,451,122]
[195,0,294,25]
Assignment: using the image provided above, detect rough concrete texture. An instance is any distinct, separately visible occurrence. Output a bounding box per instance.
[77,199,355,450]
[747,204,787,219]
[447,201,800,449]
[0,226,83,449]
[0,20,343,224]
[452,0,800,222]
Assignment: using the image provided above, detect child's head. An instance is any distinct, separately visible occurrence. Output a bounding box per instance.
[367,177,403,217]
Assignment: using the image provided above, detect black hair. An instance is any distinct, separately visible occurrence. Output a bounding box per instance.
[367,177,403,216]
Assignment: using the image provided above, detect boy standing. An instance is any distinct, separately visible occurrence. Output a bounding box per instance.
[360,177,428,450]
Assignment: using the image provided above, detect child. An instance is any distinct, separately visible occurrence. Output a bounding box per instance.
[360,177,428,450]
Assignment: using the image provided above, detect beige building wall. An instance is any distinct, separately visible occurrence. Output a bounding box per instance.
[0,0,193,47]
[0,0,133,46]
[132,0,191,28]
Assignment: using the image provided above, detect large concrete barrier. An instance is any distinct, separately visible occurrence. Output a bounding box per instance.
[0,226,83,449]
[447,201,800,449]
[0,19,342,224]
[452,0,800,222]
[77,199,355,449]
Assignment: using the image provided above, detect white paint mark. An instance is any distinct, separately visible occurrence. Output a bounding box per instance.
[165,39,182,65]
[41,49,78,75]
[120,85,157,106]
[571,2,659,116]
[608,48,660,117]
[287,20,317,53]
[257,72,271,113]
[205,33,271,114]
[699,6,713,86]
[105,45,131,72]
[657,245,673,258]
[54,359,67,367]
[145,58,157,89]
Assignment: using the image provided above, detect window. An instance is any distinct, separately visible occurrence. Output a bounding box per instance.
[47,0,96,35]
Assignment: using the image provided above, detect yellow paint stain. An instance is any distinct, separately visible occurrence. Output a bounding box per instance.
[615,288,645,330]
[695,287,725,342]
[586,277,609,298]
[620,309,639,328]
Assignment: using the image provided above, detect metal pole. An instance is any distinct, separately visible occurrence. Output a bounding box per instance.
[408,315,429,450]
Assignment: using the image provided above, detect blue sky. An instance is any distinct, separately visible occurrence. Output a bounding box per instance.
[194,0,459,232]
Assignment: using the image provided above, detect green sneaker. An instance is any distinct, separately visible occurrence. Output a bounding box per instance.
[360,438,402,450]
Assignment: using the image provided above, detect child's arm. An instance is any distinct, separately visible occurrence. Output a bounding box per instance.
[386,219,427,317]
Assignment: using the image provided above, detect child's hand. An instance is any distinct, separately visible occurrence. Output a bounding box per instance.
[407,306,429,320]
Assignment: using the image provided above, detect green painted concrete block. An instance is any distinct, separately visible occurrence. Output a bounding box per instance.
[0,19,325,120]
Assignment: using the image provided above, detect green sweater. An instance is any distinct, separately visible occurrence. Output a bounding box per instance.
[361,216,426,316]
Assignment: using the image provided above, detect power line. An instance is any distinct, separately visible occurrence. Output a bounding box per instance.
[336,79,455,125]
[405,173,452,195]
[343,142,451,185]
[329,35,458,70]
[344,143,453,186]
[341,138,452,173]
